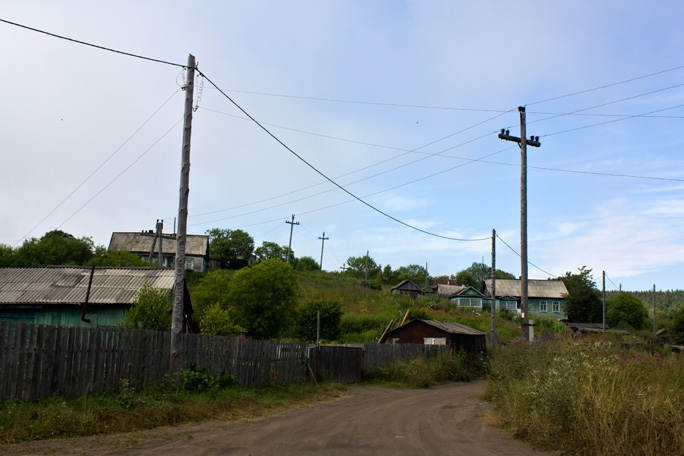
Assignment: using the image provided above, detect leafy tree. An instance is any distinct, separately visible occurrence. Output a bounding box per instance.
[87,250,156,267]
[295,299,343,342]
[452,262,516,285]
[207,228,254,269]
[198,303,245,337]
[607,291,649,330]
[294,256,320,271]
[668,306,684,345]
[227,259,297,339]
[344,255,381,280]
[121,282,172,330]
[561,267,602,323]
[255,241,289,263]
[13,230,95,267]
[394,264,429,286]
[0,244,15,267]
[190,270,233,322]
[381,264,396,284]
[454,270,479,288]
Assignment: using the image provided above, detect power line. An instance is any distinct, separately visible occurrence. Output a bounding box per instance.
[13,89,181,246]
[196,70,489,242]
[0,18,187,68]
[526,65,684,106]
[56,119,183,230]
[495,234,556,278]
[604,272,620,290]
[202,64,684,113]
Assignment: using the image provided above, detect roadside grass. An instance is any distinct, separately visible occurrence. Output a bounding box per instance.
[0,371,346,445]
[363,351,488,388]
[486,335,684,456]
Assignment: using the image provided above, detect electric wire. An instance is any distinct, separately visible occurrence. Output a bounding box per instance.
[197,70,490,242]
[56,119,183,229]
[604,273,620,291]
[0,18,186,68]
[495,234,556,278]
[13,89,180,246]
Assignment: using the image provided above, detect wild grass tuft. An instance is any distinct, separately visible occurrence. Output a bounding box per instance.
[486,336,684,455]
[364,352,488,388]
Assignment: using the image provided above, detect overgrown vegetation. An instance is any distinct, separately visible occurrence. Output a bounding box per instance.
[486,335,684,455]
[0,366,345,445]
[364,352,488,388]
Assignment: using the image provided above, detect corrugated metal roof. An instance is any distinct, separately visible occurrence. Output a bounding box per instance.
[108,232,209,257]
[483,278,567,299]
[437,284,467,296]
[0,267,175,306]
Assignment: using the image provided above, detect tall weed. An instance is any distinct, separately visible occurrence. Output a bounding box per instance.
[486,336,684,455]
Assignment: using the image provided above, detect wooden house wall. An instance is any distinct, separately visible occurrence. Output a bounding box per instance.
[384,322,485,354]
[0,306,127,328]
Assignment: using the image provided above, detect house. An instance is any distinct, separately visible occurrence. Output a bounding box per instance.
[482,278,568,318]
[0,266,193,330]
[390,280,423,299]
[449,286,485,309]
[108,231,209,272]
[431,279,469,299]
[379,319,486,354]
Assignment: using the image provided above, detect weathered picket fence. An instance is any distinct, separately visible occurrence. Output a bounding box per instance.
[0,321,448,401]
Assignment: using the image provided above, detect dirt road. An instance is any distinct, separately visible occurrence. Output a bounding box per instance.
[4,381,550,456]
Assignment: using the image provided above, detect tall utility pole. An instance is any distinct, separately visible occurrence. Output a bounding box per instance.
[318,232,329,271]
[499,107,541,342]
[602,271,606,332]
[491,229,498,344]
[148,220,159,262]
[158,219,164,267]
[170,54,195,373]
[285,214,299,264]
[653,284,656,334]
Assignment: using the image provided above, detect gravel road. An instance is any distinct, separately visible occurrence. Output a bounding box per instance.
[4,381,551,456]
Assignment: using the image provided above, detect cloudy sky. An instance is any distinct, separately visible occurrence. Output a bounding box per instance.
[1,1,683,291]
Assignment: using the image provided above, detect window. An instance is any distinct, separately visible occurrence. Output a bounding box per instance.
[424,337,446,345]
[503,301,517,311]
[540,301,547,312]
[458,298,469,307]
[470,298,482,308]
[552,301,560,313]
[185,257,195,270]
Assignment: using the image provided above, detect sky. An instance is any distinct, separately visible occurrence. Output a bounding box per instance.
[1,1,683,291]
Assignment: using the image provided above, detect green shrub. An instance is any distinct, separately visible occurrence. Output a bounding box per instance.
[295,299,343,342]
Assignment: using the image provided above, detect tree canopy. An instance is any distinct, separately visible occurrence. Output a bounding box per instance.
[7,230,95,267]
[255,241,290,263]
[121,282,172,331]
[207,228,254,269]
[294,256,320,271]
[295,299,342,342]
[344,254,381,280]
[227,259,298,339]
[668,306,684,345]
[607,291,649,330]
[561,267,602,323]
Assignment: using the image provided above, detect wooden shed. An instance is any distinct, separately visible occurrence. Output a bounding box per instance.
[390,280,423,299]
[380,319,486,354]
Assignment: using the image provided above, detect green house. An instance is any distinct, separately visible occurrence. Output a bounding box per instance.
[482,278,568,319]
[0,266,188,328]
[448,286,485,308]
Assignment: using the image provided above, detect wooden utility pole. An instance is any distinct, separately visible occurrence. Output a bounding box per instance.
[285,214,299,264]
[170,54,195,373]
[158,219,163,267]
[148,220,159,262]
[318,232,329,271]
[653,284,656,334]
[491,229,498,344]
[602,271,606,332]
[499,107,541,342]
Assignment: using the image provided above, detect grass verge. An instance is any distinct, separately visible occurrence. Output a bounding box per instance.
[486,335,684,456]
[0,372,346,445]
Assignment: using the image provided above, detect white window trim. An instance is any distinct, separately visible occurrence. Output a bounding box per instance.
[540,300,548,312]
[552,301,560,313]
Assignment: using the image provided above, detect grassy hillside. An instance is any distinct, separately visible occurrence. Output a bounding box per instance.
[295,270,533,343]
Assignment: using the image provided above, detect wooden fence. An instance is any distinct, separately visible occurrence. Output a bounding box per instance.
[0,321,450,401]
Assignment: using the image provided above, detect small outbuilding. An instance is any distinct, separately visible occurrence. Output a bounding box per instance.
[379,319,486,354]
[390,280,423,299]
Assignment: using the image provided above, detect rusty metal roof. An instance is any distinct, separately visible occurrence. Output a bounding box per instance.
[483,278,568,299]
[0,267,175,305]
[108,232,209,257]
